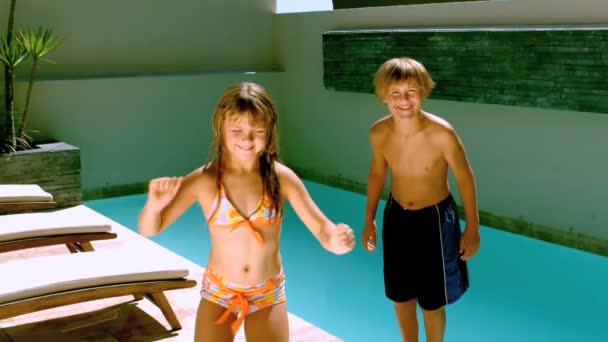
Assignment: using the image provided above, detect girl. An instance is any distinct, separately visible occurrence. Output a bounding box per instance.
[138,82,355,342]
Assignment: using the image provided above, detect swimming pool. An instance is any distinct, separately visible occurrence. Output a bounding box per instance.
[86,180,607,342]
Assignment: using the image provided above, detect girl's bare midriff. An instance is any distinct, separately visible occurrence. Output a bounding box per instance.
[206,220,283,285]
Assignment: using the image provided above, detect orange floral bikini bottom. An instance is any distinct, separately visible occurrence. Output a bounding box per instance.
[200,267,286,335]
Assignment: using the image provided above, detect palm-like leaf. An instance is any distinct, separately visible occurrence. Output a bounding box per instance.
[17,27,62,62]
[0,36,28,68]
[16,27,63,138]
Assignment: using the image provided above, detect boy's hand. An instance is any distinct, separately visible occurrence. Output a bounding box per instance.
[147,177,183,211]
[361,220,377,253]
[328,223,355,255]
[459,224,480,260]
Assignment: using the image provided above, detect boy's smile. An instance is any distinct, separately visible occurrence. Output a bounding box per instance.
[384,81,423,119]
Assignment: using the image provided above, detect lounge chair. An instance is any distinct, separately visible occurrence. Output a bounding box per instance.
[0,249,197,330]
[0,184,57,215]
[0,205,117,253]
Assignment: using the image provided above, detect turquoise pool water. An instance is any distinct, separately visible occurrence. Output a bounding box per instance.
[86,180,608,341]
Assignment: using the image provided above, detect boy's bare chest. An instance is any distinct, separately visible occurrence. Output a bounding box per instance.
[383,138,443,176]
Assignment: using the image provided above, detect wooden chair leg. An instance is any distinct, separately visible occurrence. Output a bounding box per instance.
[79,241,95,252]
[145,292,182,330]
[65,242,95,253]
[65,243,79,253]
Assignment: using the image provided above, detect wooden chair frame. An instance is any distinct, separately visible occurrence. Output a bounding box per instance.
[0,279,197,330]
[0,232,118,254]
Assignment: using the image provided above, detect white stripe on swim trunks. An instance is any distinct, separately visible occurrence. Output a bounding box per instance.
[435,204,448,304]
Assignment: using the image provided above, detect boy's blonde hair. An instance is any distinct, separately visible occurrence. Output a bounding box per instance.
[374,57,436,100]
[206,82,282,221]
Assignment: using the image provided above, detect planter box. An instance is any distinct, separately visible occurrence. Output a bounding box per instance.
[0,142,82,209]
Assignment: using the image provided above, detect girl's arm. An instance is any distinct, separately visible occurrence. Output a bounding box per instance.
[278,163,354,255]
[138,167,213,237]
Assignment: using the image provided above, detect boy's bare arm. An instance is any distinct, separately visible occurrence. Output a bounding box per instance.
[365,124,389,223]
[439,128,479,227]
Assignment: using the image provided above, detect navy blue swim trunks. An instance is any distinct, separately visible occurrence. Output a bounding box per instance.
[381,193,469,310]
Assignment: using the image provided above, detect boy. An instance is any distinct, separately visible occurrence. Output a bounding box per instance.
[361,57,480,342]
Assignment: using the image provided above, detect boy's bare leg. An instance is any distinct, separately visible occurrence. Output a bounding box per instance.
[421,306,446,342]
[394,299,419,342]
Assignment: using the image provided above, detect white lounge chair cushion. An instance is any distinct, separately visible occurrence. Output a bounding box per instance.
[0,205,112,242]
[0,249,190,304]
[0,184,53,203]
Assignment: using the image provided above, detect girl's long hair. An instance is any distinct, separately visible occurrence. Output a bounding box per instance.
[206,82,282,222]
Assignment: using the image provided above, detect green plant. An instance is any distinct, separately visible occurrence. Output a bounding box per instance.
[1,0,62,154]
[16,27,62,139]
[0,36,27,151]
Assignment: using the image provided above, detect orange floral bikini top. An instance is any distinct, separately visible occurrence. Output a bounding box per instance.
[207,183,281,245]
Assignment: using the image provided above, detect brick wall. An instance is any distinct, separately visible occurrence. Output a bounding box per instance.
[322,27,608,113]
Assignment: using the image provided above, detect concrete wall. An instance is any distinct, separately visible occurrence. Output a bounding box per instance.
[2,0,607,243]
[16,72,284,192]
[1,0,277,78]
[1,0,282,191]
[274,0,608,240]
